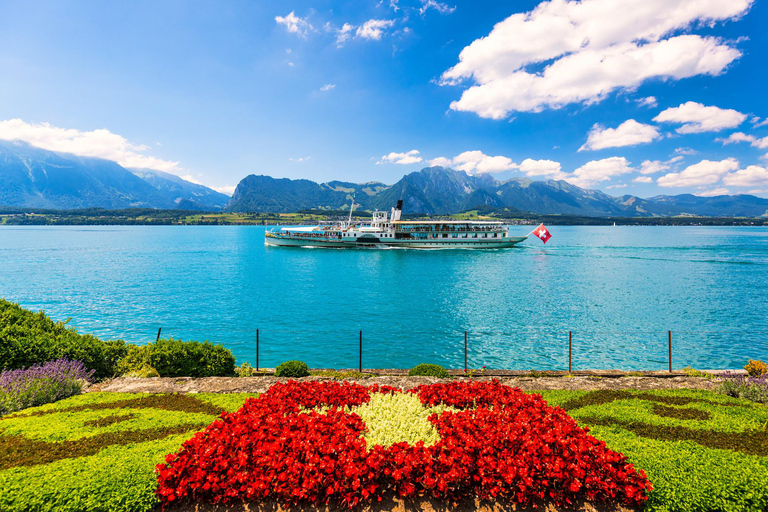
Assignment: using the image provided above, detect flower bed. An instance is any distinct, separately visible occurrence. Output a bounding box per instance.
[156,380,651,509]
[0,358,94,415]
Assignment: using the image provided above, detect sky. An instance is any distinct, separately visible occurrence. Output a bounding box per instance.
[1,0,767,198]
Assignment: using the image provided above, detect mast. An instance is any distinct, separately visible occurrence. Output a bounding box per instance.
[348,194,356,225]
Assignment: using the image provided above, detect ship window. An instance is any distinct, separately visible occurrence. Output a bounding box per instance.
[442,233,447,238]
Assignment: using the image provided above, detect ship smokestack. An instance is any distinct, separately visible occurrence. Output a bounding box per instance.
[391,199,403,222]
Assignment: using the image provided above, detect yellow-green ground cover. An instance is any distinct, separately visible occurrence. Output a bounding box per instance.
[1,388,767,512]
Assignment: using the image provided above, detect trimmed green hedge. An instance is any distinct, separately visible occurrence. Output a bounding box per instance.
[408,363,450,378]
[116,339,235,378]
[0,299,127,379]
[275,360,310,378]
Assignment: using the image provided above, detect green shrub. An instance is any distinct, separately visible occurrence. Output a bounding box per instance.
[408,364,450,378]
[116,339,235,378]
[234,362,255,377]
[0,299,127,379]
[744,360,767,377]
[275,360,309,378]
[123,364,160,378]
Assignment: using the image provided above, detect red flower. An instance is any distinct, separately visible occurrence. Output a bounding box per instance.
[156,380,651,509]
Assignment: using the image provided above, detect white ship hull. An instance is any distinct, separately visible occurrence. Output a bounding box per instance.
[265,232,528,249]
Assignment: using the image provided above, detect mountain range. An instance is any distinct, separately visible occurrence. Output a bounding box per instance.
[0,140,228,210]
[1,139,768,217]
[225,167,768,218]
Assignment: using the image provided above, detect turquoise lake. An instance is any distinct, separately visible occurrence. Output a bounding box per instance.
[1,225,766,371]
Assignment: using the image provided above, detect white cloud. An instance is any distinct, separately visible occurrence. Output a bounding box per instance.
[319,84,336,92]
[213,185,236,196]
[0,118,180,173]
[639,160,669,174]
[428,156,453,167]
[567,156,633,188]
[275,12,313,38]
[451,150,516,174]
[516,158,566,179]
[378,150,422,165]
[289,156,311,163]
[419,0,456,15]
[717,131,768,149]
[579,119,661,151]
[633,176,653,183]
[440,0,751,119]
[751,117,768,128]
[748,188,768,195]
[356,19,395,40]
[653,102,747,133]
[674,147,698,156]
[722,165,768,187]
[636,96,658,108]
[607,184,627,189]
[336,23,355,46]
[696,188,730,197]
[657,158,740,187]
[668,155,685,163]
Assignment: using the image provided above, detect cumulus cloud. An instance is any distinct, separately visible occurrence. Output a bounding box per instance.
[213,185,236,196]
[319,84,336,92]
[336,23,355,46]
[289,156,311,163]
[275,12,313,38]
[752,117,768,128]
[439,0,751,119]
[633,176,653,183]
[356,19,395,40]
[674,147,698,156]
[451,150,516,174]
[567,156,634,188]
[636,96,658,108]
[378,150,423,165]
[428,156,454,167]
[653,102,747,133]
[0,118,180,173]
[717,131,768,149]
[579,119,661,151]
[657,158,740,187]
[516,158,566,179]
[639,160,670,174]
[696,188,730,197]
[722,165,768,187]
[419,0,456,15]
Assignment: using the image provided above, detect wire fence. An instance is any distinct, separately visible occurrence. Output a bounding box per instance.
[73,322,768,372]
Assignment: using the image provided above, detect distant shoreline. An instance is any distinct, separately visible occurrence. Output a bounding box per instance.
[1,208,767,227]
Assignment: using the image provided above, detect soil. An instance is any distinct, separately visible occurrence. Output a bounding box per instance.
[87,374,719,394]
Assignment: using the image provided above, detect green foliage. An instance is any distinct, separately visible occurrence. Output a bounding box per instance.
[275,360,310,378]
[745,359,768,377]
[681,366,713,378]
[407,363,450,378]
[116,338,235,378]
[0,299,127,379]
[0,392,257,512]
[309,369,370,380]
[122,364,160,378]
[234,362,255,377]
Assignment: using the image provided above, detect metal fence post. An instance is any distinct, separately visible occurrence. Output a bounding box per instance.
[569,331,572,373]
[668,330,672,373]
[359,330,363,372]
[256,329,260,371]
[464,331,468,372]
[156,328,162,342]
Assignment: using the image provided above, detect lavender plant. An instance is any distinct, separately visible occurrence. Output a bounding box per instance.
[718,372,768,404]
[0,359,94,415]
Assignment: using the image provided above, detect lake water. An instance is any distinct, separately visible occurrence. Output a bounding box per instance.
[1,225,766,371]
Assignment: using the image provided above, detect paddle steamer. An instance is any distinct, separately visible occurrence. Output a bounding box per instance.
[264,200,538,249]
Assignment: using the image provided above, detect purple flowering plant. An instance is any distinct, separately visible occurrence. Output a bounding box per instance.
[719,371,768,404]
[0,358,94,415]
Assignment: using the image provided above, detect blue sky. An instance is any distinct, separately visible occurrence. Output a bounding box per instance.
[1,0,767,197]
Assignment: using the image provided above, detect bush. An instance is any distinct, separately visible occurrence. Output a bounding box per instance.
[234,362,255,377]
[123,364,160,378]
[0,299,127,379]
[408,363,450,378]
[116,339,235,378]
[275,360,309,378]
[0,359,94,415]
[744,360,767,377]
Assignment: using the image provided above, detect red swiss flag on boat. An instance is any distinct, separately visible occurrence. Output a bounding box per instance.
[532,223,551,244]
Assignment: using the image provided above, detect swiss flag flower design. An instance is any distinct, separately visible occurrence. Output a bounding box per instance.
[156,380,650,509]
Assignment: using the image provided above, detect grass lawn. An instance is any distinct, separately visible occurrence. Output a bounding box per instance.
[1,388,766,512]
